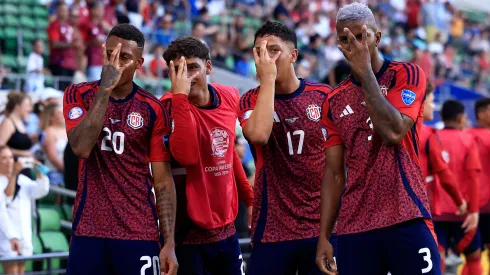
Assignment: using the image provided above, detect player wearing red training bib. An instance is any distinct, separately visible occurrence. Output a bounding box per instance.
[418,83,466,218]
[435,100,482,275]
[63,24,178,275]
[467,97,490,270]
[160,37,254,275]
[316,3,440,275]
[238,21,334,275]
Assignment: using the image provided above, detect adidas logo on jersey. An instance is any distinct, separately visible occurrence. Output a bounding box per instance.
[339,105,354,118]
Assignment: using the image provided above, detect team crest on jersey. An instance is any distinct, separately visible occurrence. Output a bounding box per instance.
[442,150,450,163]
[210,127,229,158]
[401,89,416,105]
[68,107,84,120]
[306,104,321,122]
[127,112,144,129]
[380,85,388,97]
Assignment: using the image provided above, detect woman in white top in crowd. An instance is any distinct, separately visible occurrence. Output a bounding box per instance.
[0,146,49,274]
[40,103,67,186]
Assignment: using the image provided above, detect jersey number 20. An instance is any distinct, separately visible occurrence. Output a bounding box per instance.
[101,127,125,154]
[287,130,305,155]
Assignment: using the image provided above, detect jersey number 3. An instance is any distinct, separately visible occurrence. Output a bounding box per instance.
[101,127,125,154]
[287,130,305,155]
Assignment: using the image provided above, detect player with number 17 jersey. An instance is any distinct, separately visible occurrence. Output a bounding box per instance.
[64,81,169,241]
[238,79,331,242]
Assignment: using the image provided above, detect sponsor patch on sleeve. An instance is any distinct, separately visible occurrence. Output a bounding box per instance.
[68,107,84,120]
[401,89,416,105]
[243,110,253,120]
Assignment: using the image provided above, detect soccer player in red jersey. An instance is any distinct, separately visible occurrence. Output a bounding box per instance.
[419,83,466,218]
[467,97,490,272]
[435,100,482,275]
[316,3,441,274]
[63,24,178,275]
[159,37,254,275]
[237,21,334,275]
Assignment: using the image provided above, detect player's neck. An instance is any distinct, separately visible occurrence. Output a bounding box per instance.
[371,53,385,74]
[444,122,460,130]
[477,121,490,129]
[111,82,134,100]
[188,86,211,107]
[275,73,300,95]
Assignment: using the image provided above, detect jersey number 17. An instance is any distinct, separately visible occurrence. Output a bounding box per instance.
[287,130,305,155]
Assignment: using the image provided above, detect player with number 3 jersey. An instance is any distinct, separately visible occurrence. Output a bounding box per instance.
[238,21,334,275]
[63,24,178,275]
[316,3,440,275]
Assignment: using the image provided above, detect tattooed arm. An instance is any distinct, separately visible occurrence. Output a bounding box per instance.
[151,161,178,275]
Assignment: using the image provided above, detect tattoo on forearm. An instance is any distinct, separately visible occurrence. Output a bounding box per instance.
[69,90,110,152]
[155,185,176,243]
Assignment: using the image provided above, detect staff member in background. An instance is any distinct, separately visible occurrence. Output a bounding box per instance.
[0,146,50,275]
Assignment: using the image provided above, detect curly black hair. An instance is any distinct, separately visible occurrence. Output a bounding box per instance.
[163,37,210,64]
[254,20,297,48]
[108,23,145,48]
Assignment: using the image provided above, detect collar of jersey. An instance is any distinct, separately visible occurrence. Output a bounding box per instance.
[349,59,391,87]
[274,78,306,100]
[96,80,138,103]
[196,84,220,110]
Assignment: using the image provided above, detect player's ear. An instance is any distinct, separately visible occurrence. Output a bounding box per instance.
[205,60,212,75]
[375,31,382,47]
[291,49,299,63]
[136,57,144,69]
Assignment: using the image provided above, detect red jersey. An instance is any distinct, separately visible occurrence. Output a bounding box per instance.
[47,20,76,70]
[63,81,170,241]
[83,21,106,67]
[160,84,253,245]
[322,60,430,235]
[435,128,481,218]
[466,127,490,212]
[238,79,331,243]
[419,124,463,215]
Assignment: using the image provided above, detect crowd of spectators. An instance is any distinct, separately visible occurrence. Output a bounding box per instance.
[34,0,490,95]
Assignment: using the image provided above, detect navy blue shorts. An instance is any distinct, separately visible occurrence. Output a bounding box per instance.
[336,219,441,275]
[434,221,481,254]
[248,235,337,275]
[175,233,244,275]
[66,236,160,275]
[479,213,490,246]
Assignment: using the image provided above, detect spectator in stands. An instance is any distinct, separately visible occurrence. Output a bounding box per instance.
[84,2,107,82]
[0,146,49,274]
[40,104,67,186]
[148,45,168,78]
[0,93,34,159]
[47,2,81,91]
[154,14,177,47]
[24,40,49,94]
[69,7,88,84]
[63,143,78,204]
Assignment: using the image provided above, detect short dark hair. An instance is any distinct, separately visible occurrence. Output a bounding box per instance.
[163,37,210,64]
[441,100,465,122]
[254,20,297,48]
[108,23,145,48]
[475,97,490,120]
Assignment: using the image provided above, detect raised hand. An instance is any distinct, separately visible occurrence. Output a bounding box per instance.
[316,237,338,275]
[100,43,134,92]
[10,239,21,255]
[253,40,281,82]
[169,56,200,95]
[338,25,372,77]
[160,244,178,275]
